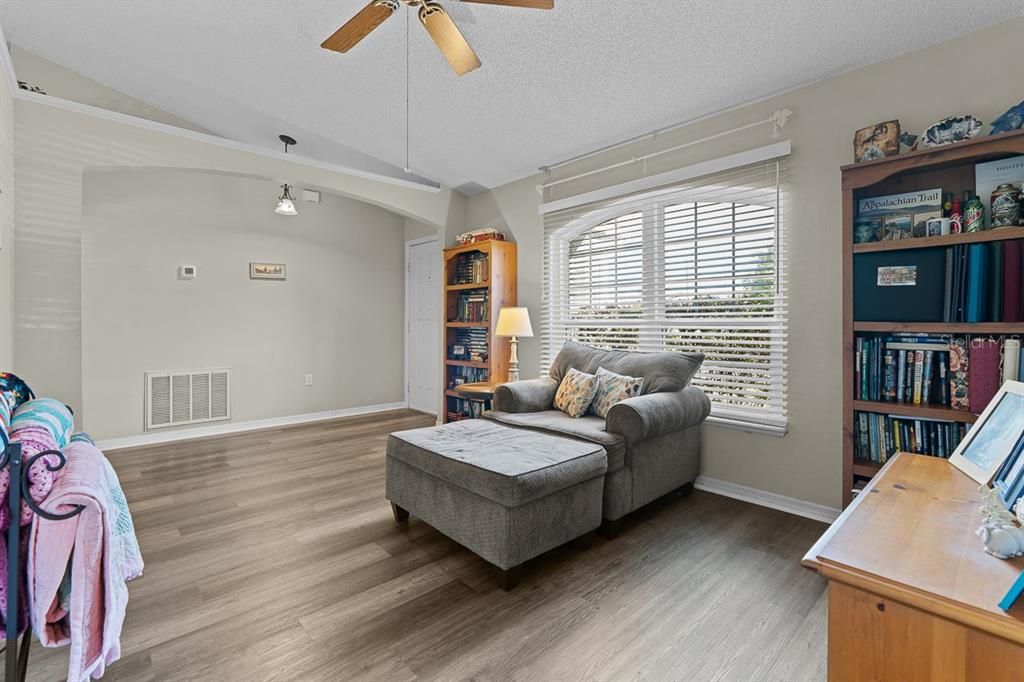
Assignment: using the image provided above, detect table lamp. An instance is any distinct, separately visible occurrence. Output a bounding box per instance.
[495,307,533,382]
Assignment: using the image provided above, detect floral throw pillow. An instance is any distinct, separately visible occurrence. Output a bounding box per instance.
[590,367,645,418]
[553,368,599,418]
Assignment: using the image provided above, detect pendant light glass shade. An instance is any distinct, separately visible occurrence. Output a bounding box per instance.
[275,184,298,216]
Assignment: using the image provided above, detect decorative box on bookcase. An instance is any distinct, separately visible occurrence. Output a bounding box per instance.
[841,129,1024,507]
[442,240,517,422]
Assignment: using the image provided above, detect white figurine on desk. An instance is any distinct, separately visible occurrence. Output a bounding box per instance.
[977,487,1024,559]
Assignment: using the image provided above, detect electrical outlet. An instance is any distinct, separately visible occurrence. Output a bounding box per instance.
[305,374,313,386]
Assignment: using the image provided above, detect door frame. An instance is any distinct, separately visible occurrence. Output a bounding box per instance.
[404,234,442,416]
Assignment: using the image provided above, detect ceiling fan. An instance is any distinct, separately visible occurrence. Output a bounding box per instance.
[321,0,554,76]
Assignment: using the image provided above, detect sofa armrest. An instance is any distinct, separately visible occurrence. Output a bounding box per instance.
[492,377,560,414]
[606,386,711,444]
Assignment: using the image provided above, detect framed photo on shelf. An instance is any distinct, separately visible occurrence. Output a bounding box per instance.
[950,380,1024,484]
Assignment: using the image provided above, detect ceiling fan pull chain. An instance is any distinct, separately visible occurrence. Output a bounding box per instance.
[405,4,412,174]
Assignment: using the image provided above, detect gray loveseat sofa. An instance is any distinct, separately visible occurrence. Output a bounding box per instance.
[484,341,711,536]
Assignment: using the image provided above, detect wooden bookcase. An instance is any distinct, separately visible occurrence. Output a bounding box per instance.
[442,240,517,422]
[841,129,1024,507]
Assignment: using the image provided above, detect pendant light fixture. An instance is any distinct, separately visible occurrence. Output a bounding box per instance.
[275,184,298,216]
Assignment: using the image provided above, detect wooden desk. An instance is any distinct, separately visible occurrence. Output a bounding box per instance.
[803,453,1024,681]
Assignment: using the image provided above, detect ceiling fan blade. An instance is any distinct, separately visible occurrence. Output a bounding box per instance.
[321,0,398,53]
[419,2,481,76]
[456,0,553,8]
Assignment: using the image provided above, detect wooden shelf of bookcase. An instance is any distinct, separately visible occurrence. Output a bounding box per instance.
[840,128,1024,188]
[840,130,1024,508]
[853,321,1024,333]
[446,281,491,291]
[445,359,490,369]
[852,226,1024,254]
[442,240,516,422]
[851,400,979,424]
[852,460,882,478]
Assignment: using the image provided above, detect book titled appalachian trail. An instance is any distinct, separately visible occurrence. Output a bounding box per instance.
[857,188,943,241]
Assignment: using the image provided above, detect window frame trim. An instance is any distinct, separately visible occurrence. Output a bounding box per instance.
[545,178,789,436]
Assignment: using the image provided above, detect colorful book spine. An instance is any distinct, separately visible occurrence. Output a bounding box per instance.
[969,338,1001,413]
[896,350,907,403]
[855,337,863,399]
[937,353,949,406]
[965,244,989,323]
[922,350,934,404]
[1004,240,1023,322]
[949,337,970,411]
[884,350,896,401]
[1005,339,1021,385]
[912,350,925,405]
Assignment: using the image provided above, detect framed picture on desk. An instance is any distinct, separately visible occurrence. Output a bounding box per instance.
[950,380,1024,485]
[994,434,1024,511]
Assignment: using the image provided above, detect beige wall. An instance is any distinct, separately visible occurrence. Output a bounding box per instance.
[11,46,210,134]
[0,68,11,368]
[81,170,404,440]
[404,217,440,242]
[466,18,1024,510]
[12,94,465,423]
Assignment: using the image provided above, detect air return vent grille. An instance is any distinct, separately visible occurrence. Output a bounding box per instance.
[145,368,230,430]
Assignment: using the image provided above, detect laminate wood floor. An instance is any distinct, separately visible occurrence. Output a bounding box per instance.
[28,410,828,682]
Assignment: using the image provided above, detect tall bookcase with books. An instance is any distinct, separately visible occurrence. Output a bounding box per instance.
[842,129,1024,507]
[443,240,517,422]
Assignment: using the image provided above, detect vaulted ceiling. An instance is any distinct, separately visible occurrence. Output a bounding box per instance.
[1,0,1020,192]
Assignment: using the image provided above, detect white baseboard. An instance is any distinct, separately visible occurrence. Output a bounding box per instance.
[695,476,840,524]
[96,402,408,451]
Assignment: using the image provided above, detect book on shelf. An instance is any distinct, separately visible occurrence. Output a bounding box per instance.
[944,240,1023,323]
[454,291,489,323]
[855,188,943,242]
[447,397,484,420]
[968,338,1000,412]
[854,237,1024,325]
[450,252,490,285]
[854,333,1016,413]
[447,365,489,390]
[854,411,968,465]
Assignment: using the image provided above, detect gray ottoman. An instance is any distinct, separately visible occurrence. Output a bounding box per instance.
[386,420,607,589]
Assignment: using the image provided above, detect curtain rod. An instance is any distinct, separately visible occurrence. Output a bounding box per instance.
[540,109,792,191]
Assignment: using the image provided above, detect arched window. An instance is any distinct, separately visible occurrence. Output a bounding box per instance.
[543,158,788,434]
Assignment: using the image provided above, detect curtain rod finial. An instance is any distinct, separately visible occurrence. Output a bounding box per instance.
[769,109,793,138]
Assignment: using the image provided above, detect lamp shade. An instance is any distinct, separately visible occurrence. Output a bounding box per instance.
[275,184,298,216]
[275,198,297,216]
[495,307,533,338]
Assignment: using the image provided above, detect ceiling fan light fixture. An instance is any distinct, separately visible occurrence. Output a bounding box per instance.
[275,184,298,216]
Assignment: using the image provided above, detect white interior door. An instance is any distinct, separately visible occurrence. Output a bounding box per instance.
[406,238,441,415]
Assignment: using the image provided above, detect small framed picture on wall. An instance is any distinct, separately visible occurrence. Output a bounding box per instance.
[249,262,286,280]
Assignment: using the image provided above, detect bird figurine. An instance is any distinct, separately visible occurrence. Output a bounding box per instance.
[991,100,1024,135]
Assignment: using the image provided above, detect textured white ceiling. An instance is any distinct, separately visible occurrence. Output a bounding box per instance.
[1,0,1022,192]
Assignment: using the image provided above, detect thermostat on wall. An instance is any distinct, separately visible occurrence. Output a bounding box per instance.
[179,265,197,280]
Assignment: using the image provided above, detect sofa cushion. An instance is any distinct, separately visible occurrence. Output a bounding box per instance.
[484,409,626,473]
[553,368,599,417]
[549,341,703,395]
[590,367,644,418]
[388,420,607,508]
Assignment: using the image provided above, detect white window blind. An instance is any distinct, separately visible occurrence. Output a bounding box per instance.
[542,155,789,435]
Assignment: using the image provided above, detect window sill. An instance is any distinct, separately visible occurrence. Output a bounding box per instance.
[706,413,788,438]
